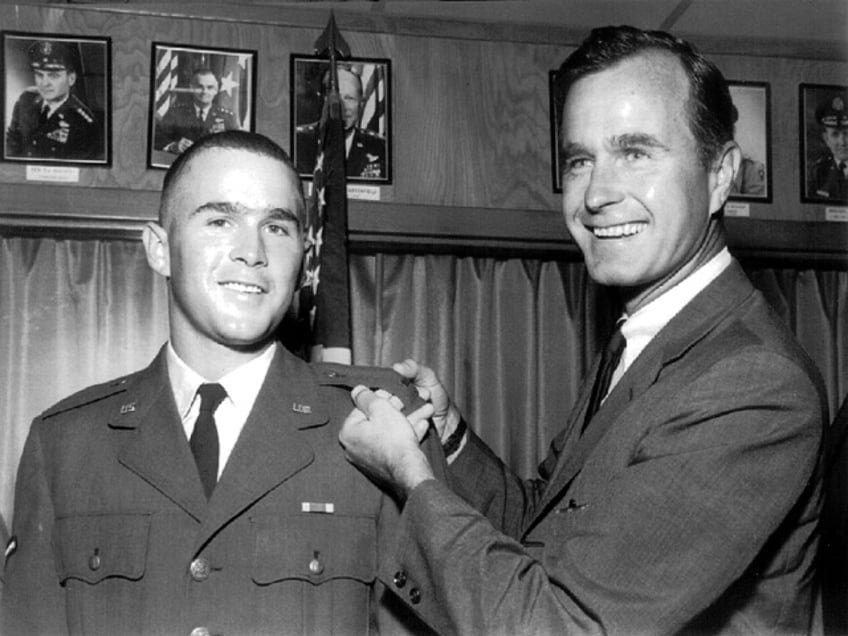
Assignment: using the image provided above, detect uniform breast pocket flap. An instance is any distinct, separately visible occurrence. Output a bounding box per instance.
[54,512,151,584]
[251,513,376,586]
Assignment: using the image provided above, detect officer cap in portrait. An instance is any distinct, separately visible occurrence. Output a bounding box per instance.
[816,95,848,129]
[28,40,75,73]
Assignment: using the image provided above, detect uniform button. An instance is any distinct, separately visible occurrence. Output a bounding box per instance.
[88,551,101,571]
[393,570,407,588]
[189,627,211,636]
[189,557,211,582]
[308,556,324,575]
[409,587,422,604]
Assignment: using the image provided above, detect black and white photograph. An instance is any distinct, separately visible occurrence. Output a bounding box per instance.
[800,83,847,204]
[728,81,771,202]
[148,43,256,169]
[3,31,110,165]
[291,55,391,183]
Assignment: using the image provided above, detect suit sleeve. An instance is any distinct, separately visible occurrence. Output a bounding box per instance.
[1,421,66,635]
[379,348,823,636]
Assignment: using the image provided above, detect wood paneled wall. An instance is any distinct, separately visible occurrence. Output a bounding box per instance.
[0,3,845,264]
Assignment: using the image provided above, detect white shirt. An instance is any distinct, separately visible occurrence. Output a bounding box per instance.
[167,342,277,478]
[609,248,733,392]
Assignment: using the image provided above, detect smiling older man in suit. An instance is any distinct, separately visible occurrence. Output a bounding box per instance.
[339,25,826,635]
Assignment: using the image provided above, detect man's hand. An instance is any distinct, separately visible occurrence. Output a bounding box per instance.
[393,359,462,444]
[340,386,435,499]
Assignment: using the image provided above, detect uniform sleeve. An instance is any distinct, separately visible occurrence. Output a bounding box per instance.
[1,422,67,635]
[379,349,822,635]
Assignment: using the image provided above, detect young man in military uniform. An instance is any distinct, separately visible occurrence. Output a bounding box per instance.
[809,93,848,201]
[156,67,241,155]
[5,40,98,160]
[2,131,436,636]
[296,65,387,179]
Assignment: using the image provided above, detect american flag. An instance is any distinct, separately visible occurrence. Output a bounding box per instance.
[154,49,179,119]
[300,80,352,364]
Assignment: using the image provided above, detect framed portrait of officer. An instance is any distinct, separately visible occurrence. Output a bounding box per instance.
[727,81,772,203]
[2,31,111,166]
[291,55,392,184]
[148,43,257,169]
[800,83,848,205]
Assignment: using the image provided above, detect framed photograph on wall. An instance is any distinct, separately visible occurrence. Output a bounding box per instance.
[800,83,847,205]
[148,43,256,169]
[291,55,391,184]
[2,31,111,166]
[728,81,772,203]
[549,69,563,193]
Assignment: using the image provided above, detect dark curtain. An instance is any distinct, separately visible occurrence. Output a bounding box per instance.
[1,237,845,529]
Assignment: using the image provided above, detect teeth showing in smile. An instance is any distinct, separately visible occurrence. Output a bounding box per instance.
[593,222,646,238]
[222,281,263,294]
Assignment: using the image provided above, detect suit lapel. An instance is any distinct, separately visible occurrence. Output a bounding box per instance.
[116,348,209,521]
[525,261,754,534]
[193,348,329,551]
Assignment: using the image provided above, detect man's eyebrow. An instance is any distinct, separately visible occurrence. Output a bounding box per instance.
[612,133,668,151]
[561,142,590,158]
[192,201,301,225]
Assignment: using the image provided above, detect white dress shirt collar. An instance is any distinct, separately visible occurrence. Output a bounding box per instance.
[616,248,733,379]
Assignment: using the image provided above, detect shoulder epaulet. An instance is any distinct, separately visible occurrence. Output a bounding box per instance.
[314,363,426,415]
[41,373,133,420]
[69,95,94,123]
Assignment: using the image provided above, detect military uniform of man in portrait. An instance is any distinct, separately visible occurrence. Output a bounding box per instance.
[5,40,99,160]
[808,93,848,201]
[155,67,241,155]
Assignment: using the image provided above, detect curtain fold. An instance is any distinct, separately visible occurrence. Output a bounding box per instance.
[1,237,845,530]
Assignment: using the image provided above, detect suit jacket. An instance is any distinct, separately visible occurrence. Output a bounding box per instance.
[5,89,98,160]
[2,345,433,636]
[819,394,848,635]
[380,261,826,636]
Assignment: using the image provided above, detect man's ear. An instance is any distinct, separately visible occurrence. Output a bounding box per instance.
[142,222,171,278]
[709,141,742,216]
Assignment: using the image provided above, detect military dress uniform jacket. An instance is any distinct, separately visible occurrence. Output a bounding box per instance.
[5,89,98,160]
[2,345,434,636]
[296,124,386,179]
[156,102,240,152]
[380,261,826,636]
[809,152,848,201]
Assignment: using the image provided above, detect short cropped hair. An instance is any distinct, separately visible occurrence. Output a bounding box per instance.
[552,25,735,169]
[158,130,305,227]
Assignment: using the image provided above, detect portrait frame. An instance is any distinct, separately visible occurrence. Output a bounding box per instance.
[2,31,111,167]
[290,54,392,185]
[148,42,257,170]
[800,83,848,205]
[727,81,772,203]
[548,69,563,194]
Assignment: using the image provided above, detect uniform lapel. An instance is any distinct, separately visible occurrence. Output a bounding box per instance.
[193,347,329,551]
[116,348,209,522]
[525,261,753,534]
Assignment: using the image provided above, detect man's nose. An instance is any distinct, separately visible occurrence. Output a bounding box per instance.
[584,160,624,212]
[230,228,268,267]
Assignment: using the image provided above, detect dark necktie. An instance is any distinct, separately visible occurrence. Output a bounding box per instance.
[190,383,227,499]
[582,324,626,433]
[39,105,49,125]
